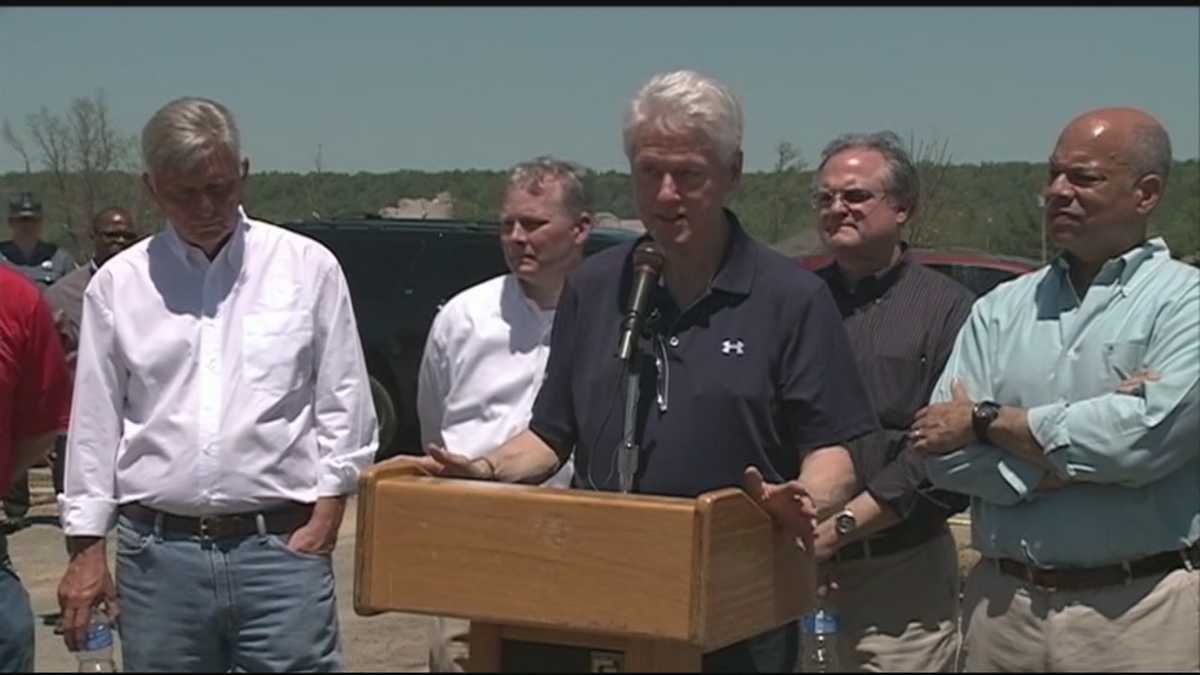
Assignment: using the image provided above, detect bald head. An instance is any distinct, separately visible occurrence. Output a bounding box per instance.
[92,206,139,266]
[1044,107,1172,265]
[1059,107,1172,182]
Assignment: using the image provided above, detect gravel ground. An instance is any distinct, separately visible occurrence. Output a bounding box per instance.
[10,469,980,672]
[8,469,430,673]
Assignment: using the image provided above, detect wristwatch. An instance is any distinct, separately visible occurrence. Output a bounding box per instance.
[972,400,1002,444]
[834,508,858,536]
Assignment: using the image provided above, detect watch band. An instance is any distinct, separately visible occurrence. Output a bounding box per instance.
[972,401,1001,444]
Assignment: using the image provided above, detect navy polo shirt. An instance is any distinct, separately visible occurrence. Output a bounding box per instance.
[530,211,879,498]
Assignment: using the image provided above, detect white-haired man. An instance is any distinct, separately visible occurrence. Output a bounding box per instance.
[56,96,378,672]
[416,156,593,671]
[415,70,878,672]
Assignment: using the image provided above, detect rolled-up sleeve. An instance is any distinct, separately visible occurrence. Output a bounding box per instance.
[1027,285,1199,486]
[924,299,1050,503]
[59,281,125,536]
[312,261,378,496]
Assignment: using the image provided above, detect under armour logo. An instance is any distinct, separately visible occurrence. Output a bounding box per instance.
[721,339,745,356]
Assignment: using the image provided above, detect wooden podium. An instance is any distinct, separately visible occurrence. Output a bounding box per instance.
[354,459,816,672]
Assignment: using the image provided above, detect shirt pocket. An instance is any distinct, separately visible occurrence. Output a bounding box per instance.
[243,311,314,397]
[1102,337,1150,384]
[871,351,929,429]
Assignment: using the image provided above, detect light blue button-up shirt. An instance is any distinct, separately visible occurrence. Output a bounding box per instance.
[925,238,1199,567]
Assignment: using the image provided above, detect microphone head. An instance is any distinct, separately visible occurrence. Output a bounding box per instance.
[632,240,665,276]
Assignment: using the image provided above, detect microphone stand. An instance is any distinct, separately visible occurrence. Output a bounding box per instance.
[617,359,640,494]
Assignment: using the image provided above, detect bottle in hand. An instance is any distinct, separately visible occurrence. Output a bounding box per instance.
[76,607,118,673]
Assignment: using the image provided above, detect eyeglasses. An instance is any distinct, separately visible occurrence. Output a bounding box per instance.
[809,188,882,210]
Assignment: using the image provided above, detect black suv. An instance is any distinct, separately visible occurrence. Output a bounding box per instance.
[282,216,637,460]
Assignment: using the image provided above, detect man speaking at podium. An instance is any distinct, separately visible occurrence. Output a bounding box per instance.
[417,69,879,673]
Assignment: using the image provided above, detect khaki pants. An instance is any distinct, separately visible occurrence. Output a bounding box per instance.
[428,616,470,672]
[806,531,960,672]
[960,557,1200,672]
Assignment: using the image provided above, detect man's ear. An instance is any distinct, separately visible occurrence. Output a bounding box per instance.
[574,211,594,245]
[240,158,250,180]
[729,149,744,189]
[141,172,157,199]
[1133,173,1164,216]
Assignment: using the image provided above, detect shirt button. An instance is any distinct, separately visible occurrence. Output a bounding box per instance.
[668,336,680,348]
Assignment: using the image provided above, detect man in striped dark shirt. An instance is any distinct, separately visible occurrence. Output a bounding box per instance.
[807,131,975,672]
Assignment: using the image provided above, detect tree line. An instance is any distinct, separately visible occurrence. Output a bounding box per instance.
[3,92,1197,264]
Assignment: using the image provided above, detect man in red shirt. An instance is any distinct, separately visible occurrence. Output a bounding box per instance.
[0,264,72,672]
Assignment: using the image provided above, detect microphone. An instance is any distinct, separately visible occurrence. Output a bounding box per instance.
[616,241,665,363]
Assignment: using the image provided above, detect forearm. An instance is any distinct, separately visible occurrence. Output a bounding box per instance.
[925,445,1046,506]
[12,431,60,480]
[1025,383,1199,486]
[835,491,901,544]
[988,406,1058,474]
[798,446,858,519]
[485,430,562,484]
[307,495,347,530]
[66,535,106,561]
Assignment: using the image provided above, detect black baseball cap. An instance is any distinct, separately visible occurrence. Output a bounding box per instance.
[8,192,42,218]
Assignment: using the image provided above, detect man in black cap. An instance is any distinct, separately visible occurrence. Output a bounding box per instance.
[2,192,76,287]
[1,192,76,526]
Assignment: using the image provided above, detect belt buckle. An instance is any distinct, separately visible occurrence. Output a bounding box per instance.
[198,515,235,539]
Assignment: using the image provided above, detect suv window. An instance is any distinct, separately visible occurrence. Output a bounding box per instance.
[284,218,636,460]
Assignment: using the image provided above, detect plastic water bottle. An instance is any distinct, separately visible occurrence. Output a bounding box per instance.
[76,608,117,672]
[799,606,840,673]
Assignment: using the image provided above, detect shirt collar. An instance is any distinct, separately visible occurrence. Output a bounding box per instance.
[162,206,250,270]
[1051,237,1167,288]
[506,274,556,319]
[708,208,757,296]
[827,242,911,298]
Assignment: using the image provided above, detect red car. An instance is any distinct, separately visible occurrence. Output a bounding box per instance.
[797,249,1040,297]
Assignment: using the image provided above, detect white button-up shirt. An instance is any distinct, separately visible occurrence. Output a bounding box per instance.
[417,273,573,488]
[60,208,378,536]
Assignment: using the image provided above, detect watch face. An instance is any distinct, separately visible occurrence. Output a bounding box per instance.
[835,512,856,535]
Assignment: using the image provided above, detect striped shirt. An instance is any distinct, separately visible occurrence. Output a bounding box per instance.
[816,246,975,538]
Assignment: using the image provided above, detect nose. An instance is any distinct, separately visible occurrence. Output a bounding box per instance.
[193,192,217,218]
[1043,173,1073,201]
[506,220,529,244]
[656,173,681,203]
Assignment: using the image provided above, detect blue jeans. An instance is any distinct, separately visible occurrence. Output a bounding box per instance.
[115,513,342,672]
[0,536,34,673]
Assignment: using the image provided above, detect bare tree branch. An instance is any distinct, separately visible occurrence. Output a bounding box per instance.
[1,119,33,174]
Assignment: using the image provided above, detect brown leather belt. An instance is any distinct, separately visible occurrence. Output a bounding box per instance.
[991,543,1200,591]
[118,502,313,539]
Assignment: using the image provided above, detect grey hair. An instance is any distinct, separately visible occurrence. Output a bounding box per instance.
[622,69,743,164]
[506,155,592,217]
[1128,123,1172,184]
[813,131,920,218]
[141,97,241,176]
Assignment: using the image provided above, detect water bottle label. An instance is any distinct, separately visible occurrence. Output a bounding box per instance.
[83,623,113,651]
[802,609,839,635]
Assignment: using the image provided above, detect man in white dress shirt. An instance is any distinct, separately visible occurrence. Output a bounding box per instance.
[55,97,378,672]
[416,156,593,671]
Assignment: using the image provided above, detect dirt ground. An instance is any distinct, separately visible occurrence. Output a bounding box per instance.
[9,468,430,673]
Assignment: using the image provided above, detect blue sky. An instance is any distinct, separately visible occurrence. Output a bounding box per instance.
[1,7,1197,174]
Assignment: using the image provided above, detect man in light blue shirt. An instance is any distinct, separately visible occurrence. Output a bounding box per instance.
[910,107,1198,672]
